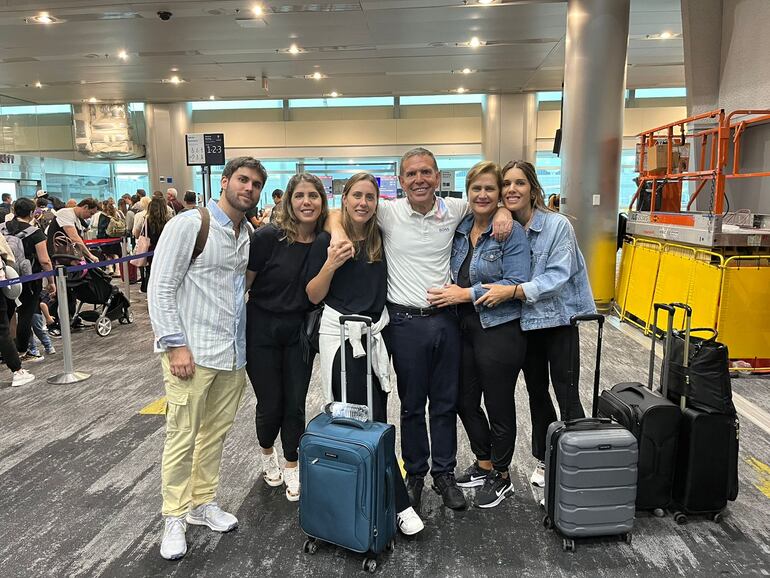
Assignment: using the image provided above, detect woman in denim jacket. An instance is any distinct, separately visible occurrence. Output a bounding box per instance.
[427,161,530,508]
[486,159,596,490]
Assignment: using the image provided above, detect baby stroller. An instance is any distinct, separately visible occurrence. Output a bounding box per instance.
[70,266,132,337]
[51,231,132,337]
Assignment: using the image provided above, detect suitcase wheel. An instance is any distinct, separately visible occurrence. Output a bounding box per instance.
[624,533,632,545]
[711,512,724,523]
[542,515,553,530]
[385,539,395,552]
[673,512,688,525]
[562,538,576,552]
[362,558,377,573]
[302,539,318,555]
[652,508,666,518]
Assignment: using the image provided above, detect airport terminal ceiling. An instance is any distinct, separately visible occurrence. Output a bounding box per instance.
[0,0,684,105]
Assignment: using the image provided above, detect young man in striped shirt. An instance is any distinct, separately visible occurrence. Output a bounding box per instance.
[148,156,266,560]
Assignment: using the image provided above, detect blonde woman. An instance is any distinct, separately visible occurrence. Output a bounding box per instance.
[245,173,328,502]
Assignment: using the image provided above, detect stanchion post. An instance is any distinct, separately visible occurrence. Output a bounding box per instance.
[121,239,132,303]
[47,266,90,385]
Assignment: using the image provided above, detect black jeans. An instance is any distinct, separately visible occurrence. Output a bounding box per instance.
[246,304,313,463]
[457,314,526,472]
[523,324,584,461]
[331,341,410,513]
[0,295,21,372]
[383,309,461,478]
[15,284,40,354]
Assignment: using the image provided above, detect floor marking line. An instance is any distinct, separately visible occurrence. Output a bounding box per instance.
[745,457,770,499]
[139,396,167,415]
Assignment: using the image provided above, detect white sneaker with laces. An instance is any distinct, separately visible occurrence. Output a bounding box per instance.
[397,507,424,536]
[186,502,238,532]
[11,369,35,387]
[160,515,187,560]
[530,461,545,488]
[261,450,283,487]
[284,465,300,502]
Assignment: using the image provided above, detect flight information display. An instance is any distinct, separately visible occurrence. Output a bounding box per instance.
[377,175,398,199]
[319,176,333,198]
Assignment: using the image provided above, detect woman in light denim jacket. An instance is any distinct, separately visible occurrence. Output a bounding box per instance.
[486,160,596,489]
[428,161,530,508]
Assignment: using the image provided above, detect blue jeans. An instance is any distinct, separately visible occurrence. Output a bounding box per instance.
[383,309,461,478]
[28,313,53,355]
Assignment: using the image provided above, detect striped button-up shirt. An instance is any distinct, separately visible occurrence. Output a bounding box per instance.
[148,200,249,371]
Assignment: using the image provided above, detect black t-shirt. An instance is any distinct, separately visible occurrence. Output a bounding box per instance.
[456,242,475,318]
[7,218,47,273]
[306,231,387,322]
[248,224,314,314]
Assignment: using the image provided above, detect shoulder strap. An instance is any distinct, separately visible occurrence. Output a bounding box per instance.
[191,207,210,262]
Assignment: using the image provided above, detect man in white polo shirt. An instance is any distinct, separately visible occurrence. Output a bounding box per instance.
[328,147,511,511]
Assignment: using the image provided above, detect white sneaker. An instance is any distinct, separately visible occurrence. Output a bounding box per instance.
[186,502,238,532]
[11,369,35,387]
[261,450,283,487]
[530,461,545,488]
[397,506,424,536]
[160,515,187,560]
[284,465,300,502]
[45,346,56,355]
[540,497,545,508]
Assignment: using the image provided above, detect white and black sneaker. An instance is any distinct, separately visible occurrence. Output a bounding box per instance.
[530,461,546,488]
[475,470,513,509]
[456,461,491,488]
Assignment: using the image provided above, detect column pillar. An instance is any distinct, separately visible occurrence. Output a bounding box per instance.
[144,102,194,197]
[482,93,537,165]
[560,0,630,311]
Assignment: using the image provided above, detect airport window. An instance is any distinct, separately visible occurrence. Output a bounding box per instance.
[400,94,483,106]
[634,87,686,99]
[537,92,563,103]
[0,104,71,115]
[288,97,394,108]
[191,99,284,110]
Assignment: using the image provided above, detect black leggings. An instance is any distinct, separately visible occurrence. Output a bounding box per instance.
[523,324,584,461]
[246,304,313,463]
[15,286,40,354]
[457,314,526,472]
[0,296,21,373]
[331,341,410,513]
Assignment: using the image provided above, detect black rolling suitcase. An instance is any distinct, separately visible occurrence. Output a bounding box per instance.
[667,303,739,524]
[597,303,681,514]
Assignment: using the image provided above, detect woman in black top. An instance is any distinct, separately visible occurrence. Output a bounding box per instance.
[246,173,328,502]
[139,196,170,293]
[305,173,424,536]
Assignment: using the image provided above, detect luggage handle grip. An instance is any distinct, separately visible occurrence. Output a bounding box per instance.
[330,416,367,430]
[570,314,604,326]
[653,303,675,314]
[565,417,612,427]
[339,314,373,326]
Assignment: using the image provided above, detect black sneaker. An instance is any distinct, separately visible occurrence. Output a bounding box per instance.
[456,461,492,488]
[432,473,467,510]
[405,474,424,511]
[476,470,513,509]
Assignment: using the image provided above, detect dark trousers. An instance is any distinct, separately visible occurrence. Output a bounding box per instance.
[246,304,313,463]
[0,296,21,373]
[523,324,584,461]
[15,285,40,354]
[331,342,410,512]
[457,315,526,472]
[383,309,461,478]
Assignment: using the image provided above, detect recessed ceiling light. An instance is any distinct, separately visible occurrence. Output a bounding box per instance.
[469,37,482,48]
[26,12,60,24]
[289,44,300,54]
[456,87,467,94]
[645,32,680,40]
[252,5,264,16]
[328,91,340,98]
[477,0,497,4]
[462,68,473,74]
[209,95,216,100]
[34,81,43,88]
[169,75,181,84]
[170,67,179,72]
[660,31,673,39]
[312,72,323,80]
[118,50,128,60]
[88,97,98,103]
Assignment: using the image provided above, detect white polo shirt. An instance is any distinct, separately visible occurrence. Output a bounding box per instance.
[377,196,468,308]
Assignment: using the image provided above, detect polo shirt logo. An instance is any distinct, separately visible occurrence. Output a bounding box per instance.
[438,226,452,232]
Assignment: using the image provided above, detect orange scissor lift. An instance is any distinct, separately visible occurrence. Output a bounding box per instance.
[616,109,770,372]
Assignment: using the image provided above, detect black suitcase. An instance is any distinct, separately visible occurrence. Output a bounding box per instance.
[667,303,740,525]
[598,303,681,514]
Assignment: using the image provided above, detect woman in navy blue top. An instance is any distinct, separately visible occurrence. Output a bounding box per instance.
[427,161,530,508]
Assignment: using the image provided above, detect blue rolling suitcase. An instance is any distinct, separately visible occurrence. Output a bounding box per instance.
[299,315,396,573]
[543,314,639,552]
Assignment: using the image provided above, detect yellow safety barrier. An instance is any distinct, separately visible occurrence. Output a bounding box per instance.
[614,238,636,318]
[717,256,770,369]
[619,239,663,333]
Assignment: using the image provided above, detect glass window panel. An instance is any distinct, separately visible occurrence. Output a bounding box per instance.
[191,99,284,110]
[288,97,394,108]
[635,87,686,98]
[400,94,483,105]
[0,104,71,115]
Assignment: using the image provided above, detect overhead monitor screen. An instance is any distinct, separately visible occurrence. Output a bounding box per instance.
[377,175,398,199]
[319,176,333,198]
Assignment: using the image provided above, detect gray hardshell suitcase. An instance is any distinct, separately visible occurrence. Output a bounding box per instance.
[543,314,638,552]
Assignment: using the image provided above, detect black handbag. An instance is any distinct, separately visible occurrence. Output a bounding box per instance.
[300,305,323,363]
[662,328,735,415]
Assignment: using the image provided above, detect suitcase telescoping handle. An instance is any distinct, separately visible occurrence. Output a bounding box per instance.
[650,303,675,393]
[669,302,692,410]
[338,314,374,419]
[569,314,604,418]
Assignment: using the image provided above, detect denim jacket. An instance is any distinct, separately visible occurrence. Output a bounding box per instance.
[520,209,596,331]
[450,214,530,329]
